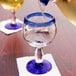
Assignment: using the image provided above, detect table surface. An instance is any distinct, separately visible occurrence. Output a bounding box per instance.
[0,0,76,76]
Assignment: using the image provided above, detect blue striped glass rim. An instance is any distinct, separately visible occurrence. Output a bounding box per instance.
[24,12,55,27]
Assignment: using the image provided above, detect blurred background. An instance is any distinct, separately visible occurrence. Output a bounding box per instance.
[55,0,76,26]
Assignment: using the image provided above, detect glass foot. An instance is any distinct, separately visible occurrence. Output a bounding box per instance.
[5,22,22,30]
[26,59,52,74]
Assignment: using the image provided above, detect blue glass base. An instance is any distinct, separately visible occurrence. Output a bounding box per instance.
[5,23,22,30]
[26,59,52,74]
[40,0,50,5]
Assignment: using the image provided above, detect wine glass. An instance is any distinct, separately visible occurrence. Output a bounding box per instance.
[0,0,24,30]
[23,12,57,74]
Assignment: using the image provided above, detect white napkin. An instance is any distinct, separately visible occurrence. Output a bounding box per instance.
[16,54,61,76]
[0,19,23,34]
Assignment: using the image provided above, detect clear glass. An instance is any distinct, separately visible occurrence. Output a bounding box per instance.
[0,0,24,30]
[23,12,57,74]
[38,0,50,18]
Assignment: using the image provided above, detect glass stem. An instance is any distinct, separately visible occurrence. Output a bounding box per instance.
[38,0,46,21]
[35,48,43,63]
[11,10,16,25]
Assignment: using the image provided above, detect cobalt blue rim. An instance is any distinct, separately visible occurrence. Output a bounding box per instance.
[24,12,55,27]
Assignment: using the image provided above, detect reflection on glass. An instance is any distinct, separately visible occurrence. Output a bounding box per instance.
[23,12,57,74]
[0,0,24,30]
